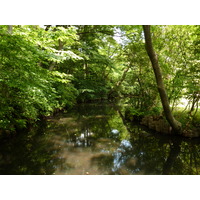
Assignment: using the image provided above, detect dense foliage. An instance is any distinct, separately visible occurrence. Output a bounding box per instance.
[0,26,78,131]
[0,25,200,133]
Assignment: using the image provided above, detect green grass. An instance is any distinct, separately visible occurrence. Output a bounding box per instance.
[173,107,200,129]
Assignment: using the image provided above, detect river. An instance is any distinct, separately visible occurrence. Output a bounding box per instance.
[0,103,199,175]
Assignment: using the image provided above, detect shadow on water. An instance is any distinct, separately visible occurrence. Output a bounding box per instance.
[0,121,65,175]
[0,102,199,175]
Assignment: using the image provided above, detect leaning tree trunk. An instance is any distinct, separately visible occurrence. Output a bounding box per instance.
[143,25,182,134]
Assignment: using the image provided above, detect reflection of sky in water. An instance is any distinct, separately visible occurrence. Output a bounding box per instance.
[75,130,94,147]
[43,104,200,175]
[120,140,132,149]
[1,103,198,175]
[112,140,132,172]
[111,129,119,134]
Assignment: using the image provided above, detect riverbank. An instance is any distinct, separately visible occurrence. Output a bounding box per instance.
[125,109,200,138]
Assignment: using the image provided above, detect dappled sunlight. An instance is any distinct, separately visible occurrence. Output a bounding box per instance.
[0,25,200,175]
[43,104,200,175]
[0,103,199,175]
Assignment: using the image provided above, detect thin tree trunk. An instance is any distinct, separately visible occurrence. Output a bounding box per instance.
[143,25,182,134]
[8,25,13,34]
[116,65,131,87]
[84,61,88,79]
[108,65,131,98]
[189,92,200,116]
[49,39,63,71]
[49,62,56,71]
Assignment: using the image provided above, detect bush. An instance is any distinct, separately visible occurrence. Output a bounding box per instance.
[125,107,145,121]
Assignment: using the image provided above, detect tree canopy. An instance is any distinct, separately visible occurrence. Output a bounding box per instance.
[0,25,199,135]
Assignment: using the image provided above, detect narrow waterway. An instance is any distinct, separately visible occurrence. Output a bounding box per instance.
[0,103,199,175]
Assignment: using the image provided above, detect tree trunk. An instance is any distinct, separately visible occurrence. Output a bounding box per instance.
[49,39,63,71]
[8,25,13,34]
[143,25,182,134]
[116,65,130,88]
[83,61,88,79]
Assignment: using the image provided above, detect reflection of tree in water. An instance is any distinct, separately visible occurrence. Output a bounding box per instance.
[116,110,200,175]
[162,139,200,175]
[0,121,65,175]
[47,103,118,145]
[125,123,200,175]
[112,140,133,172]
[90,117,200,175]
[62,104,200,175]
[8,103,197,175]
[90,154,114,173]
[69,104,200,175]
[162,139,181,175]
[47,103,128,149]
[90,139,137,175]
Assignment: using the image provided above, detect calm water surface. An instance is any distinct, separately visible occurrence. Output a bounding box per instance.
[0,103,199,175]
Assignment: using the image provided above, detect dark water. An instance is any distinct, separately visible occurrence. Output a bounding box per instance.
[0,103,199,175]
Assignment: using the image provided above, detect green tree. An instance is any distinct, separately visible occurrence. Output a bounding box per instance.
[143,25,182,133]
[0,25,77,131]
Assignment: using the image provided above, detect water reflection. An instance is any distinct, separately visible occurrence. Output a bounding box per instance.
[112,140,133,172]
[0,121,65,175]
[0,103,199,175]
